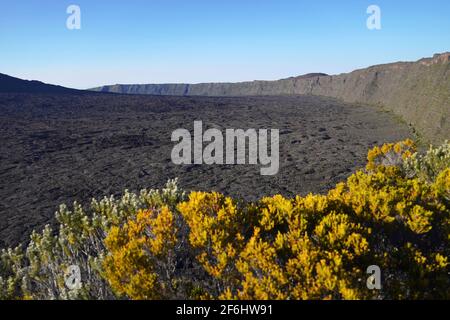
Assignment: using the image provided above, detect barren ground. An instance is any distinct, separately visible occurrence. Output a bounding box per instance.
[0,93,412,247]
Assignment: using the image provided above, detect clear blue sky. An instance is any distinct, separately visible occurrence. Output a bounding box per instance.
[1,0,449,89]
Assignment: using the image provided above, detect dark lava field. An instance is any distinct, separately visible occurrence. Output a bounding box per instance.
[0,93,412,247]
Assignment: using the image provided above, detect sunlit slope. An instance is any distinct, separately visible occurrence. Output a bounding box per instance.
[92,53,450,143]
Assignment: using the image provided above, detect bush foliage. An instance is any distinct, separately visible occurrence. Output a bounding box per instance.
[1,140,449,300]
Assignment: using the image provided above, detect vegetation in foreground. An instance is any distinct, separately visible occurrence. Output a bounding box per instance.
[0,140,449,300]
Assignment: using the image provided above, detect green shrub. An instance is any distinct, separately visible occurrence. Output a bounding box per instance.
[0,180,184,299]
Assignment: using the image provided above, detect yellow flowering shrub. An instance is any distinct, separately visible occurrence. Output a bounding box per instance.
[214,200,372,299]
[102,207,177,299]
[174,140,449,300]
[177,191,251,295]
[0,180,185,300]
[366,139,416,171]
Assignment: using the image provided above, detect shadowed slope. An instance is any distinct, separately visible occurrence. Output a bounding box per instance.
[0,73,82,94]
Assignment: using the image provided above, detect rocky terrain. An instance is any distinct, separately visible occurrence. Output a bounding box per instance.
[92,53,450,143]
[0,93,412,247]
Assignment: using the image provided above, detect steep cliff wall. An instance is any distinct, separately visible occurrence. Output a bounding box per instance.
[91,54,450,143]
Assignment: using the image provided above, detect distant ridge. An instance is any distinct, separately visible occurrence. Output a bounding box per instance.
[0,73,81,94]
[91,53,450,143]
